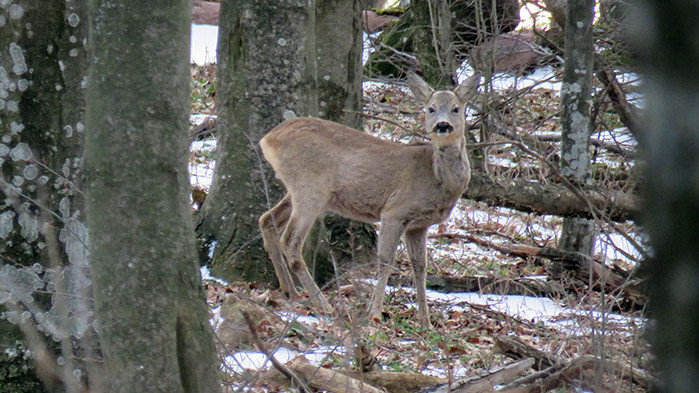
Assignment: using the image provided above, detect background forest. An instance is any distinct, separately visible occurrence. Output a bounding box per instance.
[0,0,697,392]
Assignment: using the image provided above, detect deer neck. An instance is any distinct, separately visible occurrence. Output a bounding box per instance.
[432,139,470,194]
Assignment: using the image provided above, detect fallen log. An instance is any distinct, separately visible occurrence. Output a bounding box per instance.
[423,275,565,299]
[494,336,556,371]
[465,172,638,223]
[263,359,445,393]
[420,358,534,393]
[287,356,385,393]
[340,370,445,393]
[497,357,595,393]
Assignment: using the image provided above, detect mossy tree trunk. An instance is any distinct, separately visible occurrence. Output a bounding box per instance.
[556,0,596,264]
[196,0,312,285]
[0,1,87,270]
[197,0,373,288]
[637,0,699,390]
[84,0,220,392]
[0,1,87,391]
[365,0,519,86]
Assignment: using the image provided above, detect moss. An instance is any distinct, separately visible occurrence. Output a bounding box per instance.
[0,342,46,393]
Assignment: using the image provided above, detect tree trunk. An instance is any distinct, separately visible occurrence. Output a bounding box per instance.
[0,1,88,391]
[196,0,312,284]
[636,1,699,391]
[315,0,364,128]
[85,1,219,392]
[365,0,520,85]
[556,0,596,264]
[197,0,372,288]
[0,0,87,267]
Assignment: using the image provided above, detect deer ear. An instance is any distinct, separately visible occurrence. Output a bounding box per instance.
[407,72,435,103]
[454,73,481,103]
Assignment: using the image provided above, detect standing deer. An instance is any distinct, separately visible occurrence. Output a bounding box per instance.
[258,72,480,326]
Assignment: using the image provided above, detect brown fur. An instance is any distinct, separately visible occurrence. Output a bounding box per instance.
[258,73,480,326]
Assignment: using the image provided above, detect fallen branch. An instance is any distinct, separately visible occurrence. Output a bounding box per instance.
[424,358,534,393]
[472,139,650,261]
[494,336,556,371]
[422,274,565,299]
[497,358,593,393]
[495,334,659,392]
[287,356,385,393]
[596,69,642,139]
[340,370,445,393]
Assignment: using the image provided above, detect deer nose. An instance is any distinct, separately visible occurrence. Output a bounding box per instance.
[434,122,453,134]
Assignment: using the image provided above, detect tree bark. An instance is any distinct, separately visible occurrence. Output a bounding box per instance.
[0,1,88,391]
[556,0,596,263]
[85,1,219,392]
[0,0,87,267]
[636,1,699,391]
[315,0,364,128]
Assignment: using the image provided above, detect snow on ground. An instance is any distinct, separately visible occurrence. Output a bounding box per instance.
[201,266,227,286]
[189,138,216,190]
[482,66,562,92]
[191,24,218,65]
[223,346,343,375]
[189,114,217,190]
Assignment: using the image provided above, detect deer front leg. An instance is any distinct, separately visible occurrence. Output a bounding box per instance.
[280,205,334,314]
[405,227,430,327]
[369,219,405,321]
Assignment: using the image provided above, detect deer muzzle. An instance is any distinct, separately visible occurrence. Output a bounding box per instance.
[433,121,454,135]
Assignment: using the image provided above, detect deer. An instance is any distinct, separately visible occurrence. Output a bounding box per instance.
[258,72,480,327]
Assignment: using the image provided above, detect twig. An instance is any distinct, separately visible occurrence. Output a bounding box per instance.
[504,127,636,159]
[8,303,89,393]
[241,311,312,393]
[596,69,641,139]
[40,215,82,393]
[0,179,90,251]
[375,41,420,67]
[343,109,425,137]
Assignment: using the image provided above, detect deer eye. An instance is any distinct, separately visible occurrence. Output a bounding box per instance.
[452,107,460,114]
[427,107,435,114]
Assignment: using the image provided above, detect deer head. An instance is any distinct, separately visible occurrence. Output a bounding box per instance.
[407,72,480,149]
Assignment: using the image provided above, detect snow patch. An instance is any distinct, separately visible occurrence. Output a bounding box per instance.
[191,24,218,65]
[200,266,228,286]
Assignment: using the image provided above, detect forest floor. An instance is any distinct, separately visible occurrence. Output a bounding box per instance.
[187,22,652,392]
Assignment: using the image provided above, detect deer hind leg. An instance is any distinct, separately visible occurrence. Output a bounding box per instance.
[259,194,299,298]
[279,197,334,313]
[369,218,405,321]
[404,227,431,327]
